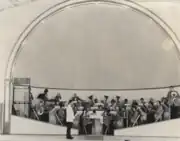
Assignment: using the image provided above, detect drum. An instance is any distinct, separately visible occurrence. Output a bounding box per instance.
[164,112,170,120]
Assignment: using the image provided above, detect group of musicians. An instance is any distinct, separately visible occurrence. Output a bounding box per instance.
[12,86,180,138]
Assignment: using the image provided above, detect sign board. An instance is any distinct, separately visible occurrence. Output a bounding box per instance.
[13,78,31,85]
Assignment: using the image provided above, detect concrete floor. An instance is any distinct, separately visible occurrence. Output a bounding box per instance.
[0,135,180,141]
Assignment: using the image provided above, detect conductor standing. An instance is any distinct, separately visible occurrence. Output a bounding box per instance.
[66,100,75,139]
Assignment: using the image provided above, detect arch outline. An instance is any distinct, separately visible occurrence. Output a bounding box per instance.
[3,0,180,134]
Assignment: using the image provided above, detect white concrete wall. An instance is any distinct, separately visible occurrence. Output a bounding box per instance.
[11,115,180,137]
[115,118,180,137]
[11,115,78,135]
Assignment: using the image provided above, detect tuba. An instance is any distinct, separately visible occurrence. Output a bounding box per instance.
[37,106,44,116]
[168,90,180,106]
[37,105,44,115]
[35,99,45,116]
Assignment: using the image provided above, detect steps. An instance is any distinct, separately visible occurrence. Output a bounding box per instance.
[77,135,103,140]
[0,135,179,141]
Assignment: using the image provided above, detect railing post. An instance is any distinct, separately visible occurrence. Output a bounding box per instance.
[0,103,4,134]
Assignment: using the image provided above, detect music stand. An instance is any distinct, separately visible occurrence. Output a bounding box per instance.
[124,104,131,127]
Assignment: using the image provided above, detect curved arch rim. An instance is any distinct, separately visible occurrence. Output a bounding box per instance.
[3,0,180,133]
[5,0,180,82]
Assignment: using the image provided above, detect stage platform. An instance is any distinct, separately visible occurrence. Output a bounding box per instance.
[0,135,179,141]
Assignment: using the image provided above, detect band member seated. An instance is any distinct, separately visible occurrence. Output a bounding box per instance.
[162,98,170,120]
[139,98,148,113]
[55,93,62,103]
[167,87,180,119]
[79,107,92,135]
[138,100,148,124]
[102,108,114,135]
[167,86,179,99]
[79,107,87,135]
[56,102,66,125]
[103,95,109,109]
[123,99,128,105]
[154,101,164,122]
[66,100,75,139]
[122,99,129,128]
[70,93,83,102]
[110,99,116,110]
[37,88,49,122]
[116,96,121,107]
[94,98,99,104]
[114,109,124,129]
[171,96,180,119]
[75,100,83,111]
[37,88,49,101]
[88,95,94,107]
[130,101,141,126]
[147,100,156,123]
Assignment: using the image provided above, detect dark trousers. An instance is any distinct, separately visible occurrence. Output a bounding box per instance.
[171,106,179,119]
[86,123,92,134]
[102,124,107,135]
[147,113,155,123]
[39,113,49,122]
[66,122,73,137]
[102,122,114,135]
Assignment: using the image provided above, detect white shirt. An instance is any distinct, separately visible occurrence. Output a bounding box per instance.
[66,104,75,122]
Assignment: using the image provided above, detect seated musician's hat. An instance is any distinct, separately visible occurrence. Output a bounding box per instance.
[94,98,98,101]
[104,95,109,99]
[150,98,154,102]
[140,98,144,101]
[170,86,174,89]
[111,99,116,103]
[44,88,48,93]
[57,93,61,97]
[88,95,93,99]
[116,96,120,99]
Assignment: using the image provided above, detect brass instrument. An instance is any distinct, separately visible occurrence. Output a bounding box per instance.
[36,99,45,116]
[167,90,180,106]
[37,105,44,115]
[173,97,180,106]
[167,88,179,105]
[36,99,54,116]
